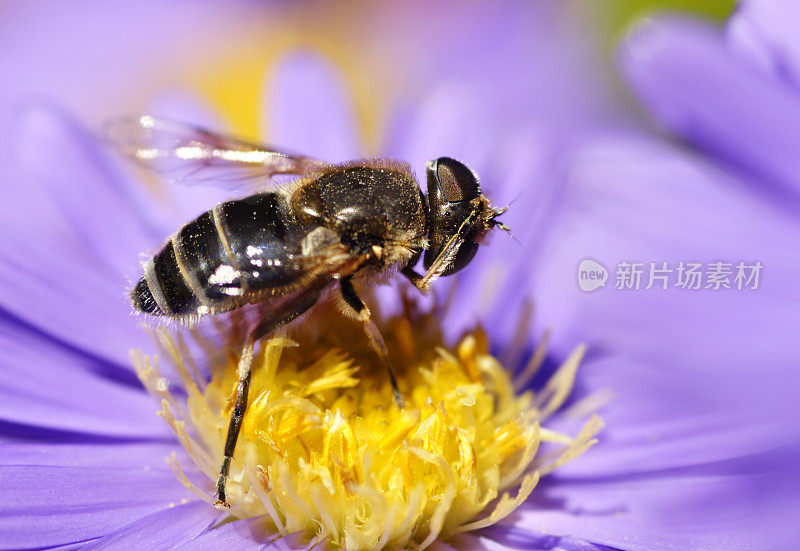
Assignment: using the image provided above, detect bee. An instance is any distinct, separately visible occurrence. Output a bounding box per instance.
[107,116,508,507]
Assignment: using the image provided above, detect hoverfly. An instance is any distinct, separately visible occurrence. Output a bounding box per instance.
[107,116,508,507]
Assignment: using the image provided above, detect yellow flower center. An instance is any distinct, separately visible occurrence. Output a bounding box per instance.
[133,295,601,550]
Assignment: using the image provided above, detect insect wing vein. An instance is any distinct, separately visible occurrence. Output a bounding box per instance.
[104,116,324,190]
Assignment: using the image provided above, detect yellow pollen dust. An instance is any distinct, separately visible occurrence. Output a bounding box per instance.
[133,295,602,550]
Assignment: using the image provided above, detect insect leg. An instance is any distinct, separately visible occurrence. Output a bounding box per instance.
[401,264,426,291]
[400,251,427,292]
[415,210,480,291]
[340,276,404,408]
[214,339,254,509]
[214,292,320,508]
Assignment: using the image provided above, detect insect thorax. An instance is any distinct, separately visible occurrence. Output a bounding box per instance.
[291,162,428,261]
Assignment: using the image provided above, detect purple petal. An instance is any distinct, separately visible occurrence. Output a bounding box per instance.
[0,2,279,135]
[522,134,800,493]
[618,16,800,199]
[178,518,307,550]
[16,104,163,279]
[0,441,176,469]
[551,357,797,477]
[0,311,167,438]
[531,134,800,382]
[84,501,219,550]
[427,539,460,551]
[0,210,143,368]
[470,527,611,551]
[385,85,495,180]
[45,538,95,547]
[264,52,360,162]
[0,464,188,550]
[2,104,156,369]
[377,2,628,151]
[512,452,800,551]
[0,107,144,368]
[727,0,800,92]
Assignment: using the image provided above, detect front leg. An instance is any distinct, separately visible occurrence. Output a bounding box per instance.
[401,250,430,293]
[401,263,427,292]
[340,276,404,408]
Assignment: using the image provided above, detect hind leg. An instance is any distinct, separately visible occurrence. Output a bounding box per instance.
[214,293,320,508]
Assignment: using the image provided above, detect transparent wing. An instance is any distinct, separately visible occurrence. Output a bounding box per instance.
[104,116,327,189]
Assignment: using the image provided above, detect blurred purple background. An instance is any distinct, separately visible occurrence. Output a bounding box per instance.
[2,1,799,549]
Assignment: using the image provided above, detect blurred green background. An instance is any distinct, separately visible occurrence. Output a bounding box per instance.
[590,0,736,48]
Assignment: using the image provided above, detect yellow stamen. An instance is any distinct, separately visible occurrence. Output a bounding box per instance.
[132,295,602,550]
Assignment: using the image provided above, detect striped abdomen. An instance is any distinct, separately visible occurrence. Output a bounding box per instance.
[131,192,305,319]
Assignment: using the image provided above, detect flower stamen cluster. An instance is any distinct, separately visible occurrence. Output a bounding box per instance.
[134,298,601,550]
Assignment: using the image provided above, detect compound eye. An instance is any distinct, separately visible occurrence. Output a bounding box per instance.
[435,157,480,202]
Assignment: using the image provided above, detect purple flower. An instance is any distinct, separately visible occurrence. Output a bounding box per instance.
[1,1,799,549]
[516,3,800,548]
